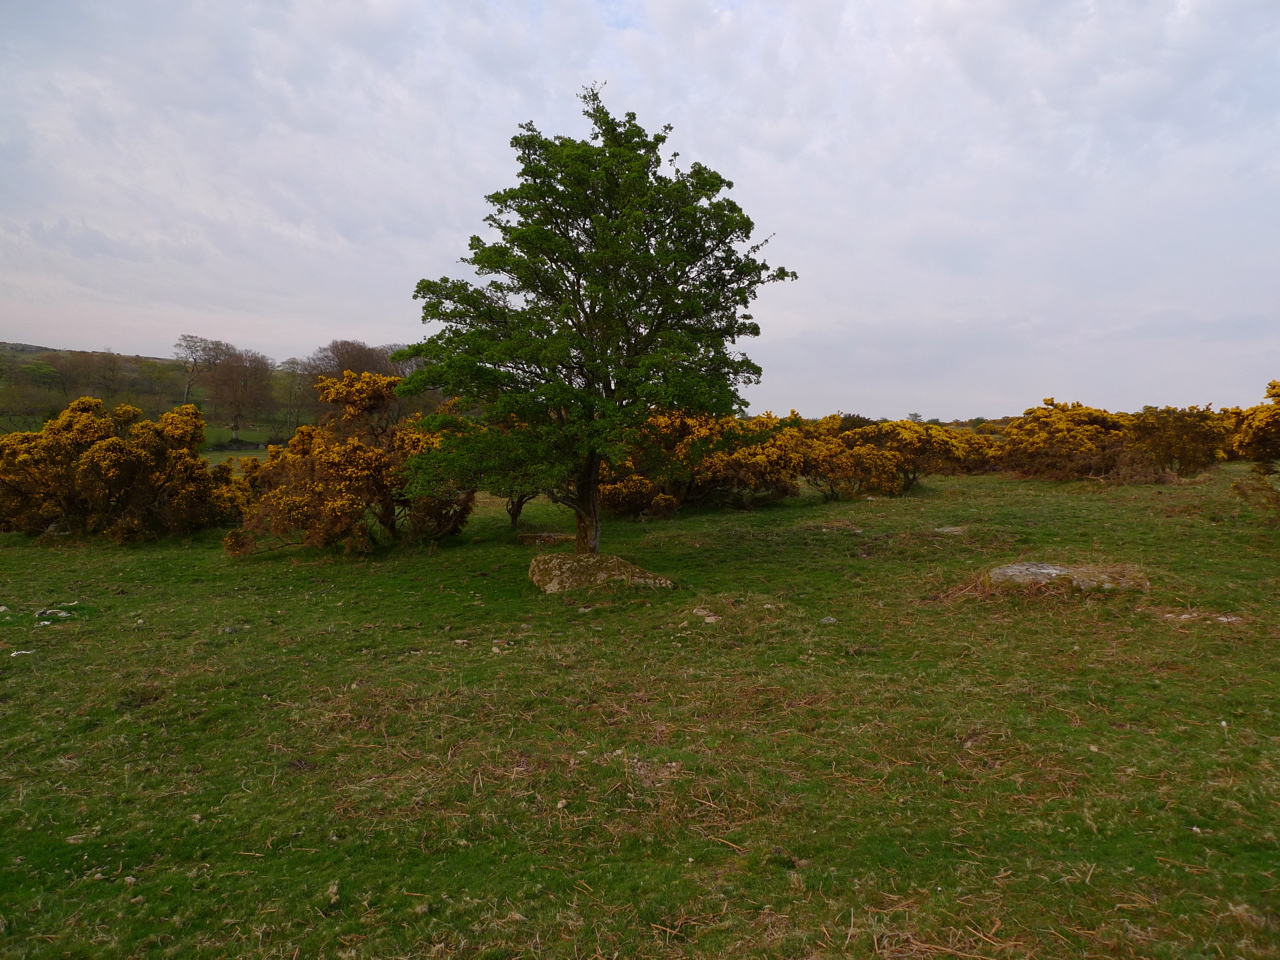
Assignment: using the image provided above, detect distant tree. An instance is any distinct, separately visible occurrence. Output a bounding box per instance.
[396,89,794,553]
[21,359,62,393]
[303,340,395,380]
[174,335,234,403]
[205,350,276,440]
[90,351,124,398]
[838,412,876,431]
[272,358,309,439]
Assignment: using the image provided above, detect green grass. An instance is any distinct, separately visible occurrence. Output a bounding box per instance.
[201,428,276,468]
[1,468,1277,958]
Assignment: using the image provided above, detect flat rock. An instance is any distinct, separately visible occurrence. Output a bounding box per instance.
[528,554,674,593]
[517,533,576,546]
[986,562,1148,592]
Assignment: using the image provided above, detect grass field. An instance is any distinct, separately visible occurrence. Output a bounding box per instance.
[201,427,277,469]
[1,468,1277,958]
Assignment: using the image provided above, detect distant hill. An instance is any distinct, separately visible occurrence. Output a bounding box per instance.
[0,341,172,364]
[0,342,190,432]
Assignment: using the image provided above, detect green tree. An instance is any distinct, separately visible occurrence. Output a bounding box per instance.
[396,89,793,553]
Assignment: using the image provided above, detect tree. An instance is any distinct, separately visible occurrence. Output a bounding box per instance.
[173,335,234,403]
[396,89,794,553]
[303,339,396,380]
[272,358,309,439]
[204,349,275,441]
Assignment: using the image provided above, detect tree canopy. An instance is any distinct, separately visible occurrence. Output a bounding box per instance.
[396,89,794,553]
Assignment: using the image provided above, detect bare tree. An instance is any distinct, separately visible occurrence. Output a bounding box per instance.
[174,335,234,403]
[205,349,275,441]
[272,358,309,439]
[302,340,395,381]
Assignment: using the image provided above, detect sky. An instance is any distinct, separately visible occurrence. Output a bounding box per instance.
[2,0,1279,419]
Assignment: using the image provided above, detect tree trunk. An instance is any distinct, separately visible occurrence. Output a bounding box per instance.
[506,494,533,529]
[573,453,602,555]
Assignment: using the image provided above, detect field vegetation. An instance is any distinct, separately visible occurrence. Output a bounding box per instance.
[3,87,1279,957]
[1,466,1277,958]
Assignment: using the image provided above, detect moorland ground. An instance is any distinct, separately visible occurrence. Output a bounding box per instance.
[1,467,1277,958]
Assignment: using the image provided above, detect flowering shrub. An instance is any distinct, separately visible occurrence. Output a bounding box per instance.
[799,416,905,500]
[1123,405,1228,479]
[597,410,994,511]
[1000,400,1130,480]
[1001,399,1232,482]
[843,420,971,491]
[0,397,245,542]
[227,372,473,554]
[1230,381,1280,517]
[598,411,808,515]
[1233,381,1280,465]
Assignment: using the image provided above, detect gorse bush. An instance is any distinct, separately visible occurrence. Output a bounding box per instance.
[842,420,976,492]
[597,411,810,516]
[226,372,473,555]
[1229,380,1280,518]
[1000,399,1234,482]
[1124,405,1229,479]
[0,397,246,543]
[1000,400,1130,480]
[595,411,991,515]
[799,415,905,500]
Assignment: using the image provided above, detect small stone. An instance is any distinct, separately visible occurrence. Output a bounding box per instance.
[556,799,568,809]
[934,526,968,535]
[692,607,712,617]
[704,615,720,623]
[819,617,837,625]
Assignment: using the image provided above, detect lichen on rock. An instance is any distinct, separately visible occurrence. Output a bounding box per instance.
[528,554,674,593]
[985,562,1148,592]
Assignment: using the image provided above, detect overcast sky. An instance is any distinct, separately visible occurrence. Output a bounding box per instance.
[2,1,1278,418]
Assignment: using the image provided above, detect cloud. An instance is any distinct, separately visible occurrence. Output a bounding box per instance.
[1,0,1278,412]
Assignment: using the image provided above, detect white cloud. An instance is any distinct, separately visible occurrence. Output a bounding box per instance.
[1,0,1277,413]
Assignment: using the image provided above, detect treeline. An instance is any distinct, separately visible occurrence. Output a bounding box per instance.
[4,374,1280,547]
[0,337,435,442]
